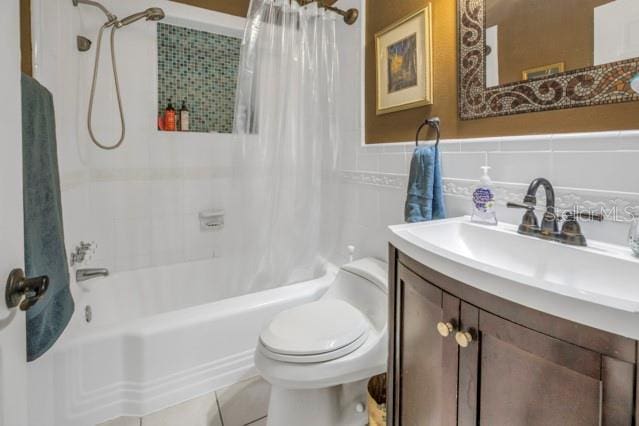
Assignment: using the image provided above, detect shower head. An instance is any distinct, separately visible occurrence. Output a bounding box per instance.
[116,7,165,27]
[323,5,359,25]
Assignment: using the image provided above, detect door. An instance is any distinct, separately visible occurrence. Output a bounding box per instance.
[0,1,27,426]
[390,263,459,426]
[457,302,635,426]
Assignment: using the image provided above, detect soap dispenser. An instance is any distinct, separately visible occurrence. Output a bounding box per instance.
[471,166,498,225]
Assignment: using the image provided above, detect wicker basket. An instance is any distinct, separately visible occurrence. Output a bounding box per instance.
[367,373,387,426]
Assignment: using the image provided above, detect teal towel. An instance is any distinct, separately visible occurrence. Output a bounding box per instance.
[21,73,73,362]
[405,146,446,223]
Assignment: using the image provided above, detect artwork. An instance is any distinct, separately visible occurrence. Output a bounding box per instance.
[387,34,418,93]
[522,63,565,81]
[376,6,433,115]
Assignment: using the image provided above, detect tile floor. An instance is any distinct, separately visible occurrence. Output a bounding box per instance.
[98,376,270,426]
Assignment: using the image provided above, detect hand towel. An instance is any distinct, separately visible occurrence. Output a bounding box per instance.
[404,146,446,223]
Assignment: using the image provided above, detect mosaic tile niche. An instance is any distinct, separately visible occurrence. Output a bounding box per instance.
[157,23,241,133]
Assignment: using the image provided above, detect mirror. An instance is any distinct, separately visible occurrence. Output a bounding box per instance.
[485,0,639,88]
[458,0,639,120]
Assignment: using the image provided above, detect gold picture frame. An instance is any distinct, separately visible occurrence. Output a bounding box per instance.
[375,6,433,115]
[522,62,566,81]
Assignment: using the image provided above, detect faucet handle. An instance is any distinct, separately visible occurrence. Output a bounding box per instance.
[507,202,536,211]
[563,211,604,222]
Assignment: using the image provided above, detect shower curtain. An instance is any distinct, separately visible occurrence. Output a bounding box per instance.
[229,0,341,293]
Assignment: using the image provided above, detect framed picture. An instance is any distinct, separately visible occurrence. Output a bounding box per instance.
[522,62,565,81]
[375,6,433,115]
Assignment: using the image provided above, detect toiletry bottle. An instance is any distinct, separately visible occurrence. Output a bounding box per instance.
[179,100,190,132]
[471,166,498,225]
[165,99,176,131]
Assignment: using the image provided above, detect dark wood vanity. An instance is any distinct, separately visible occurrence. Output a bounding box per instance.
[388,245,638,426]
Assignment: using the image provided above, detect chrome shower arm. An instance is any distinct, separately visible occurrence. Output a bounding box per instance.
[72,0,117,23]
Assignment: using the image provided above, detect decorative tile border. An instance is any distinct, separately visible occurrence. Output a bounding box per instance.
[341,170,639,222]
[458,0,639,120]
[341,170,407,189]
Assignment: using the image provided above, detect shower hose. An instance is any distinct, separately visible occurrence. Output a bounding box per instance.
[87,23,126,150]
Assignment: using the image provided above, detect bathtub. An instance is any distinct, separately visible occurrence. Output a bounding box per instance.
[28,259,336,426]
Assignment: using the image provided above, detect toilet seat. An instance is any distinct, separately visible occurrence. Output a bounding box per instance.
[259,299,370,364]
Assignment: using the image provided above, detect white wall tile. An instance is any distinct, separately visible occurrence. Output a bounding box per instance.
[356,153,379,172]
[378,153,407,174]
[458,139,501,152]
[499,135,552,151]
[552,151,639,193]
[551,131,621,151]
[441,152,487,180]
[487,152,553,184]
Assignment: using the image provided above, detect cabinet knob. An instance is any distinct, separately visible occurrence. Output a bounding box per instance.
[436,321,455,338]
[455,330,474,348]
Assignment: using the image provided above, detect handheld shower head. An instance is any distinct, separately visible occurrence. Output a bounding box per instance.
[116,7,165,27]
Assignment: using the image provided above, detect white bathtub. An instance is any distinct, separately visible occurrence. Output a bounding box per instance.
[28,259,336,426]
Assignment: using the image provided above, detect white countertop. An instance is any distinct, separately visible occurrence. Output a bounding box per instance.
[388,216,639,340]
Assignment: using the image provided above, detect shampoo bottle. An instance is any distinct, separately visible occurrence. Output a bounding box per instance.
[471,166,498,225]
[179,100,190,132]
[165,99,176,131]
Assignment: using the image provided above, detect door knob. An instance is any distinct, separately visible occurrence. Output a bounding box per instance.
[5,269,49,311]
[455,330,474,348]
[436,321,456,337]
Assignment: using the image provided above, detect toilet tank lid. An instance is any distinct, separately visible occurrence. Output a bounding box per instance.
[341,257,388,290]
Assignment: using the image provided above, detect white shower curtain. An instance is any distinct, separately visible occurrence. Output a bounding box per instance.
[228,0,341,293]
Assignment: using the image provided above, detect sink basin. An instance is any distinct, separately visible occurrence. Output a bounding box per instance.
[389,217,639,313]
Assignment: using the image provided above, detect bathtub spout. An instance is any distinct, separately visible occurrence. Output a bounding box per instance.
[76,268,109,283]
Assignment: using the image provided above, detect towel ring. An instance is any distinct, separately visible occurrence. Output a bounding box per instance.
[415,117,441,148]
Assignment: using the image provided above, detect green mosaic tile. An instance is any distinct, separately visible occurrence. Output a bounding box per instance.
[157,23,241,133]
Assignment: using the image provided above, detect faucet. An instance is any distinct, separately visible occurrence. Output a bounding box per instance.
[507,177,603,246]
[76,268,109,283]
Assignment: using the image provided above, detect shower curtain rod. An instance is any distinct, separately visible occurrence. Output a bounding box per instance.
[292,0,359,25]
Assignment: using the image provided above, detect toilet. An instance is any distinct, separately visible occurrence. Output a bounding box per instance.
[255,258,388,426]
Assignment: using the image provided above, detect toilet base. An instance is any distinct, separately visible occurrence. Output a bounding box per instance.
[266,379,369,426]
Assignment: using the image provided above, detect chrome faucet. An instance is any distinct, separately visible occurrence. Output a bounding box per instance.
[76,268,109,283]
[508,177,603,246]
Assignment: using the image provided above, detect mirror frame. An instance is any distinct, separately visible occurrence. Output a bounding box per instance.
[458,0,639,120]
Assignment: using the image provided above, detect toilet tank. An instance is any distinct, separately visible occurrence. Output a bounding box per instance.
[320,258,388,331]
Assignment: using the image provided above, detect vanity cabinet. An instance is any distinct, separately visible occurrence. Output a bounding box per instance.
[388,245,638,426]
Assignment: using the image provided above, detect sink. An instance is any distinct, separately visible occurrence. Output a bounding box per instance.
[389,217,639,313]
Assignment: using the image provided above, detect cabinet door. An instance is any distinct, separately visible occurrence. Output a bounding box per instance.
[391,264,459,426]
[457,302,635,426]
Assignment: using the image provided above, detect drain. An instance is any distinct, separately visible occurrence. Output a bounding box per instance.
[85,305,92,323]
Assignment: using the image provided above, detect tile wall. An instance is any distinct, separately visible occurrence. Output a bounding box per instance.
[335,131,639,262]
[157,23,241,133]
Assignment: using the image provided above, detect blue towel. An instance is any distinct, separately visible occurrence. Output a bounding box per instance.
[404,146,446,223]
[21,74,73,361]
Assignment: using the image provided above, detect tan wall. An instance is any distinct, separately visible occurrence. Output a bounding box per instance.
[486,0,611,86]
[365,0,639,144]
[20,0,31,75]
[171,0,249,17]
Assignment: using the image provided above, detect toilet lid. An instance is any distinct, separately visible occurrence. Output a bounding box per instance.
[260,300,369,356]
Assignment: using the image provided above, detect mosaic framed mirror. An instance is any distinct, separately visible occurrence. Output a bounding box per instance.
[458,0,639,120]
